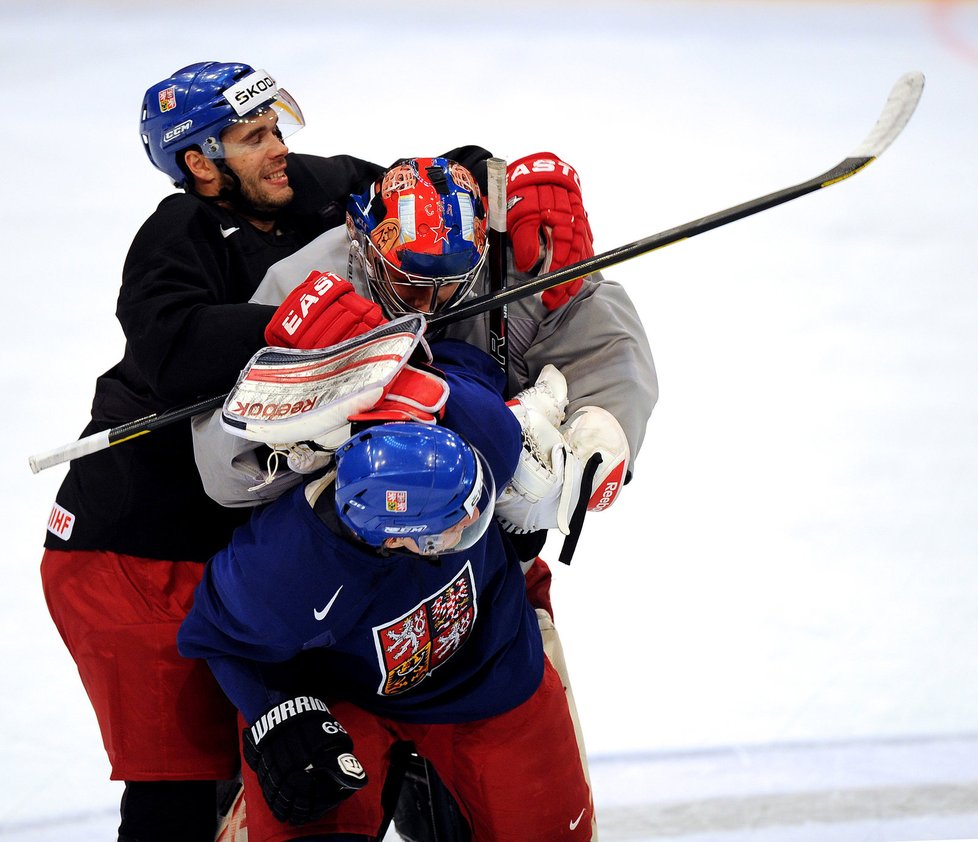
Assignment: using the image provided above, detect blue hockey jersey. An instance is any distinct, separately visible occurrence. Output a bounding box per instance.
[178,341,543,725]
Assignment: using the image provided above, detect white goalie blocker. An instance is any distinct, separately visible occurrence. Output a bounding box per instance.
[220,314,434,451]
[496,365,630,537]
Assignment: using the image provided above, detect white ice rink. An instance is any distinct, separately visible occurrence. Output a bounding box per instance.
[3,1,978,839]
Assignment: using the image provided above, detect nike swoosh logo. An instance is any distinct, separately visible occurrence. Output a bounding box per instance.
[220,225,240,238]
[569,808,586,830]
[313,586,343,621]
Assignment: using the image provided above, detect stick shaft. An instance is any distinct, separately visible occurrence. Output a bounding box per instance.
[433,72,923,329]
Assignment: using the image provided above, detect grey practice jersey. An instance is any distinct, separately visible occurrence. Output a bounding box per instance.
[192,226,657,507]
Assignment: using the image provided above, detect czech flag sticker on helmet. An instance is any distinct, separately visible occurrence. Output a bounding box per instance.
[158,86,177,113]
[386,490,408,513]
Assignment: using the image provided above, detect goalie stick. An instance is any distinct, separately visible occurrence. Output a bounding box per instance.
[28,71,923,474]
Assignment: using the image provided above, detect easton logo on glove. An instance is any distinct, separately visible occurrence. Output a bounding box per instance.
[507,156,582,188]
[276,271,340,337]
[266,270,386,350]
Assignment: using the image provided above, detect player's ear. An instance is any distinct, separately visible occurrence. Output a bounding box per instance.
[182,149,222,193]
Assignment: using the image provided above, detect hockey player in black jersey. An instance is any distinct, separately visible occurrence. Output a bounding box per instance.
[40,62,487,842]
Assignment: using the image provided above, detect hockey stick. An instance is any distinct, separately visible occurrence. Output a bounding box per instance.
[29,394,233,474]
[435,70,924,330]
[486,157,510,378]
[28,71,923,475]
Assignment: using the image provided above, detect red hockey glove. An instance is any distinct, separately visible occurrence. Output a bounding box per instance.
[265,270,386,349]
[348,362,449,427]
[506,153,594,310]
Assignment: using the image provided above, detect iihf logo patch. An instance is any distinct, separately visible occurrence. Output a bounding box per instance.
[386,490,407,512]
[47,502,75,541]
[158,85,177,113]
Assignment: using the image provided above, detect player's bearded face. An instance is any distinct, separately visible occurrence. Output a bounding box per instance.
[221,111,294,211]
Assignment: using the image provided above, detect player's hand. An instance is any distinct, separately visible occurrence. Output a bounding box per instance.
[242,696,368,826]
[265,270,386,349]
[506,153,594,310]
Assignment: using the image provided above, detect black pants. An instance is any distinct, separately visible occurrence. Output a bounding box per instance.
[117,780,221,842]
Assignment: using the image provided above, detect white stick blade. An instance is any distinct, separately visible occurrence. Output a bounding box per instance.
[851,71,925,159]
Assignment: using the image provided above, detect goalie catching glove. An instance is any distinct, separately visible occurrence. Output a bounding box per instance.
[495,365,629,535]
[243,696,367,826]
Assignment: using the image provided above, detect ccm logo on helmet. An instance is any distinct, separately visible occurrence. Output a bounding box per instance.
[385,525,429,535]
[280,271,338,336]
[162,120,192,143]
[223,70,278,117]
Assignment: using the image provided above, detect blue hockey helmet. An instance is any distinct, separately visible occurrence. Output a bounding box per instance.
[346,157,488,316]
[139,62,304,187]
[335,423,495,556]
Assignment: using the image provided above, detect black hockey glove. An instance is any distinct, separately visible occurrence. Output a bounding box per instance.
[242,696,368,825]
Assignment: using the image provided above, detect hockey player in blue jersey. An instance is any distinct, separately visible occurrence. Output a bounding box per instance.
[178,340,595,840]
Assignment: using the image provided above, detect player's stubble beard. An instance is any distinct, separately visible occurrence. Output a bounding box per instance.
[236,168,294,215]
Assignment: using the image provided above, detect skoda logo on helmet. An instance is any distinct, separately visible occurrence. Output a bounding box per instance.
[223,70,278,117]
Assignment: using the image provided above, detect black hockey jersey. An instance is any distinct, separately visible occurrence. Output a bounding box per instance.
[45,149,491,562]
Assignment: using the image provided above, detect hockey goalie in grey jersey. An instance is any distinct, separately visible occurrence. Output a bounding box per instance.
[193,156,656,511]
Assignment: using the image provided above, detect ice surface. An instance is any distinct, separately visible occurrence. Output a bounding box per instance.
[3,0,977,839]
